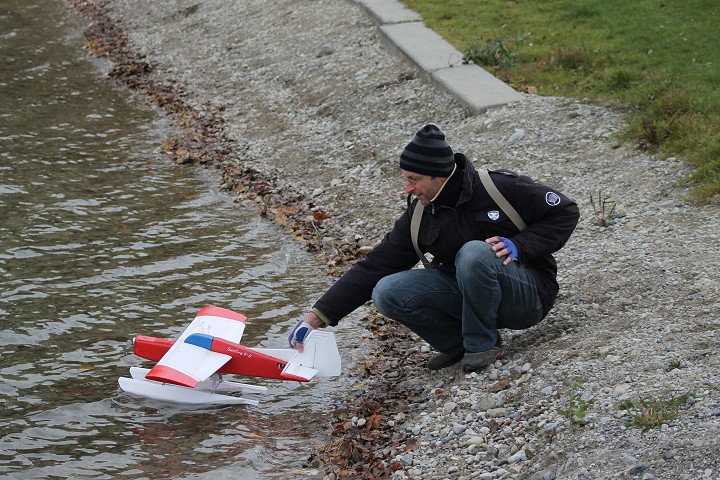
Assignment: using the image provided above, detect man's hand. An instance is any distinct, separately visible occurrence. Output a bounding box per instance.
[288,320,313,352]
[485,236,519,266]
[288,312,326,351]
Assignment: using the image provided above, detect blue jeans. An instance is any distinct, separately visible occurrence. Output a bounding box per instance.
[371,240,543,355]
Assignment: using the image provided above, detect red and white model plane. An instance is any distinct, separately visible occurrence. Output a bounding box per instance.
[118,305,341,405]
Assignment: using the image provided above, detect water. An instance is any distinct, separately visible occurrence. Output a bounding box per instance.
[0,1,359,478]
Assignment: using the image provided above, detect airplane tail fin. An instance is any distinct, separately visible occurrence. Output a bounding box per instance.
[280,330,341,380]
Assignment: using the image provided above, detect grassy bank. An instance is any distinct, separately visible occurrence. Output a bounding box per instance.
[402,0,720,201]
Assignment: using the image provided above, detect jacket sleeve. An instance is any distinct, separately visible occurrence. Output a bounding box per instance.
[498,173,580,263]
[312,205,421,326]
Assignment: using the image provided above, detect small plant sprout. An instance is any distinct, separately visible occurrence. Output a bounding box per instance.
[589,190,617,227]
[557,377,595,427]
[617,393,690,430]
[462,33,526,71]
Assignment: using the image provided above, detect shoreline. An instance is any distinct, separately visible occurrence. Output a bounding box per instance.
[67,1,720,479]
[67,0,429,474]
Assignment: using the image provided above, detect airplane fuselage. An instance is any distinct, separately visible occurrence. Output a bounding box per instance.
[131,335,309,382]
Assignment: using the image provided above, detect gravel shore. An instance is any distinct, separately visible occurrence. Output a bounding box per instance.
[69,1,720,478]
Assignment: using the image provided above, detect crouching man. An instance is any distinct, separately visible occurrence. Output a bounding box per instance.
[288,124,579,372]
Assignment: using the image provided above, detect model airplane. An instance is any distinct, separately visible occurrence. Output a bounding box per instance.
[118,305,341,405]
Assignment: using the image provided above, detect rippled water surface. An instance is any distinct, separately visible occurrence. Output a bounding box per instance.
[0,2,357,478]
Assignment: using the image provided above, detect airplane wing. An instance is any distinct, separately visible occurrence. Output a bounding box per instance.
[145,306,247,387]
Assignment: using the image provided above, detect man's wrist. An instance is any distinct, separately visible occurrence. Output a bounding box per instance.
[308,308,329,328]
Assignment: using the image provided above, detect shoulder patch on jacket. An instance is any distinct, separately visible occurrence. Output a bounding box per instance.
[545,191,561,206]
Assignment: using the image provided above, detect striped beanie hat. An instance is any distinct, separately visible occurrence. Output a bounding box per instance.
[399,124,455,176]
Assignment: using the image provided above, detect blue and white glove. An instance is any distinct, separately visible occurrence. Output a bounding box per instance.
[288,320,313,349]
[497,236,518,261]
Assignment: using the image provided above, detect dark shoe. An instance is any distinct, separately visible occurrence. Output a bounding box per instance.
[427,351,464,370]
[461,347,503,372]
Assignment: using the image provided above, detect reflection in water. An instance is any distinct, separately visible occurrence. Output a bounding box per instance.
[0,1,359,477]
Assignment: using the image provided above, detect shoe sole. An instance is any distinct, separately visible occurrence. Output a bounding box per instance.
[462,349,505,372]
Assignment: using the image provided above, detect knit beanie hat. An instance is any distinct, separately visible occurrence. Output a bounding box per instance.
[399,124,455,177]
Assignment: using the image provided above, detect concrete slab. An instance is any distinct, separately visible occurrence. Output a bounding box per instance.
[432,65,524,115]
[355,0,421,24]
[353,0,523,115]
[379,22,464,73]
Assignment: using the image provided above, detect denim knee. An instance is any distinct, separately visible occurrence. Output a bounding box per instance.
[371,275,394,314]
[455,241,497,274]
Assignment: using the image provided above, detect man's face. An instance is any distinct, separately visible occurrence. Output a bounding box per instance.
[401,169,448,205]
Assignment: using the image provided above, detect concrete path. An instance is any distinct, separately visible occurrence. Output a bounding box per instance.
[354,0,524,115]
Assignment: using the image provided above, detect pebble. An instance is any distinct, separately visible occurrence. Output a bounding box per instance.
[487,408,508,418]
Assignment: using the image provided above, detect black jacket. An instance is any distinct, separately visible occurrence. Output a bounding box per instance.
[314,153,580,326]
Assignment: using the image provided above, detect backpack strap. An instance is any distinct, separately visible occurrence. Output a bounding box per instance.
[410,201,431,268]
[479,169,527,231]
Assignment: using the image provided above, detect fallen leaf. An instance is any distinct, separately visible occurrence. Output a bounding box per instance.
[489,376,512,393]
[366,413,382,429]
[312,210,328,221]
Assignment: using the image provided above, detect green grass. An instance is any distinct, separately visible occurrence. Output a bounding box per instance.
[402,0,720,201]
[617,393,690,430]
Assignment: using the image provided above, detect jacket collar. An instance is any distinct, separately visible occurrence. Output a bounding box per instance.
[447,152,476,207]
[426,153,476,211]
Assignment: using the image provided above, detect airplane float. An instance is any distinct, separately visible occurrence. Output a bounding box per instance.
[118,305,341,406]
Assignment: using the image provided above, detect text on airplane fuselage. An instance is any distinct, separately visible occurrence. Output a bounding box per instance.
[226,347,252,358]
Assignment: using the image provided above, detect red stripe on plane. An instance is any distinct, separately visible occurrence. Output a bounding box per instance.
[280,372,312,382]
[196,305,247,322]
[146,365,199,387]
